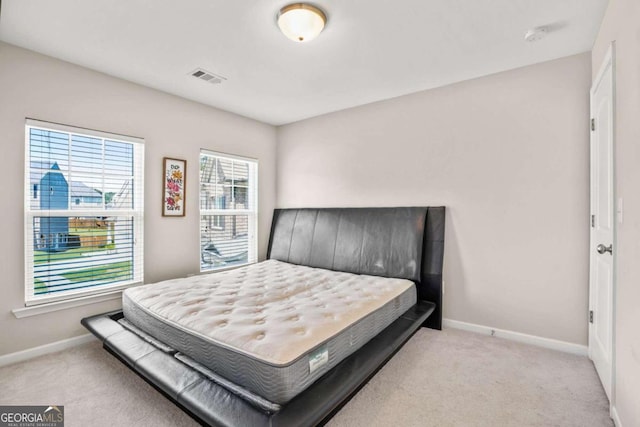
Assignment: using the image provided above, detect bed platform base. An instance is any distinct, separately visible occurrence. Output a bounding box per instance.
[82,301,435,427]
[82,206,445,426]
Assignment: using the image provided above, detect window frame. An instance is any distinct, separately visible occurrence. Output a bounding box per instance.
[199,149,258,273]
[24,119,145,306]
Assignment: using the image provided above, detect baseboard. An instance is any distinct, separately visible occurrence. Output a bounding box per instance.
[611,405,622,427]
[443,318,588,356]
[0,333,97,368]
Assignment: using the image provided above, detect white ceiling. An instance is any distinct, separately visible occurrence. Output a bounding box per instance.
[0,0,608,125]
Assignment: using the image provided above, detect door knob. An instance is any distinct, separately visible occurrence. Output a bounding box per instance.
[597,244,613,255]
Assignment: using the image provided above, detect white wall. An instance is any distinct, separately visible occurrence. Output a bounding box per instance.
[592,0,640,424]
[277,53,592,346]
[0,42,276,356]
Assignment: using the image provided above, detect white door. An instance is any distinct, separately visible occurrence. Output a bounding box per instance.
[589,44,615,401]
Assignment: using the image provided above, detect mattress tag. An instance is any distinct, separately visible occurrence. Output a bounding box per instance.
[309,346,329,374]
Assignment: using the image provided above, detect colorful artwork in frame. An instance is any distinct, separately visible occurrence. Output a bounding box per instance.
[162,157,186,217]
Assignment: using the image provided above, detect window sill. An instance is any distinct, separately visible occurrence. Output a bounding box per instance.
[12,290,123,319]
[199,261,255,275]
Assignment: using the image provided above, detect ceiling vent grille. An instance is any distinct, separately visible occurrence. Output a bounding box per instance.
[190,68,227,85]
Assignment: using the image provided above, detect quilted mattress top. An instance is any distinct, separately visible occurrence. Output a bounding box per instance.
[123,260,414,366]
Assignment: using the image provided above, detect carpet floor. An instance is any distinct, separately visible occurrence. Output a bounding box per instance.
[0,328,612,427]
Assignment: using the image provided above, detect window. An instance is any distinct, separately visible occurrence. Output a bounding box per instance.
[25,119,144,305]
[199,150,257,271]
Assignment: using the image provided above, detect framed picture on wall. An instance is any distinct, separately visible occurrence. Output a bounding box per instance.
[162,157,186,217]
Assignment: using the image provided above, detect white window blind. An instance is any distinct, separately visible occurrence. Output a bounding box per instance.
[199,150,258,272]
[24,119,144,305]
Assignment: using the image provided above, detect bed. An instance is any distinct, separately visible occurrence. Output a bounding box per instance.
[82,206,445,426]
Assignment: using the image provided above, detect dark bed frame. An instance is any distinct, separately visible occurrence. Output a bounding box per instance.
[82,206,445,426]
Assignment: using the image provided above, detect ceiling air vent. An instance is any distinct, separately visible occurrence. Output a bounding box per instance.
[190,68,227,85]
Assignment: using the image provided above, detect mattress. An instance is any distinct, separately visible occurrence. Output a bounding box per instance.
[123,259,416,404]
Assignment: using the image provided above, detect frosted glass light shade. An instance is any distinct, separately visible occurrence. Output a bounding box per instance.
[277,4,326,43]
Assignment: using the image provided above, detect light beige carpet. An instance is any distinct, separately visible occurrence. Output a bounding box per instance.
[0,328,612,427]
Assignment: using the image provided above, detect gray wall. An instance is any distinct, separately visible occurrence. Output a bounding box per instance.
[592,0,640,423]
[0,42,277,355]
[277,53,592,346]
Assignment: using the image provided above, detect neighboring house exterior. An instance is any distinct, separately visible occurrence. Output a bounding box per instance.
[200,156,250,266]
[70,181,102,207]
[31,161,102,210]
[36,163,69,251]
[33,162,108,252]
[200,156,249,240]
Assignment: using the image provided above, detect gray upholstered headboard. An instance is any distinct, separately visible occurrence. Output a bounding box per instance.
[267,207,445,329]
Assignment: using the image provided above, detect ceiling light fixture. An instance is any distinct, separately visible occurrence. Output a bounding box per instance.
[277,3,327,43]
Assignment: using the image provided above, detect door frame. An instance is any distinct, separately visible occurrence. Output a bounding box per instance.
[589,41,616,411]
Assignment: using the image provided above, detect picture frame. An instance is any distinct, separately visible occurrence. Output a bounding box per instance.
[162,157,186,217]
